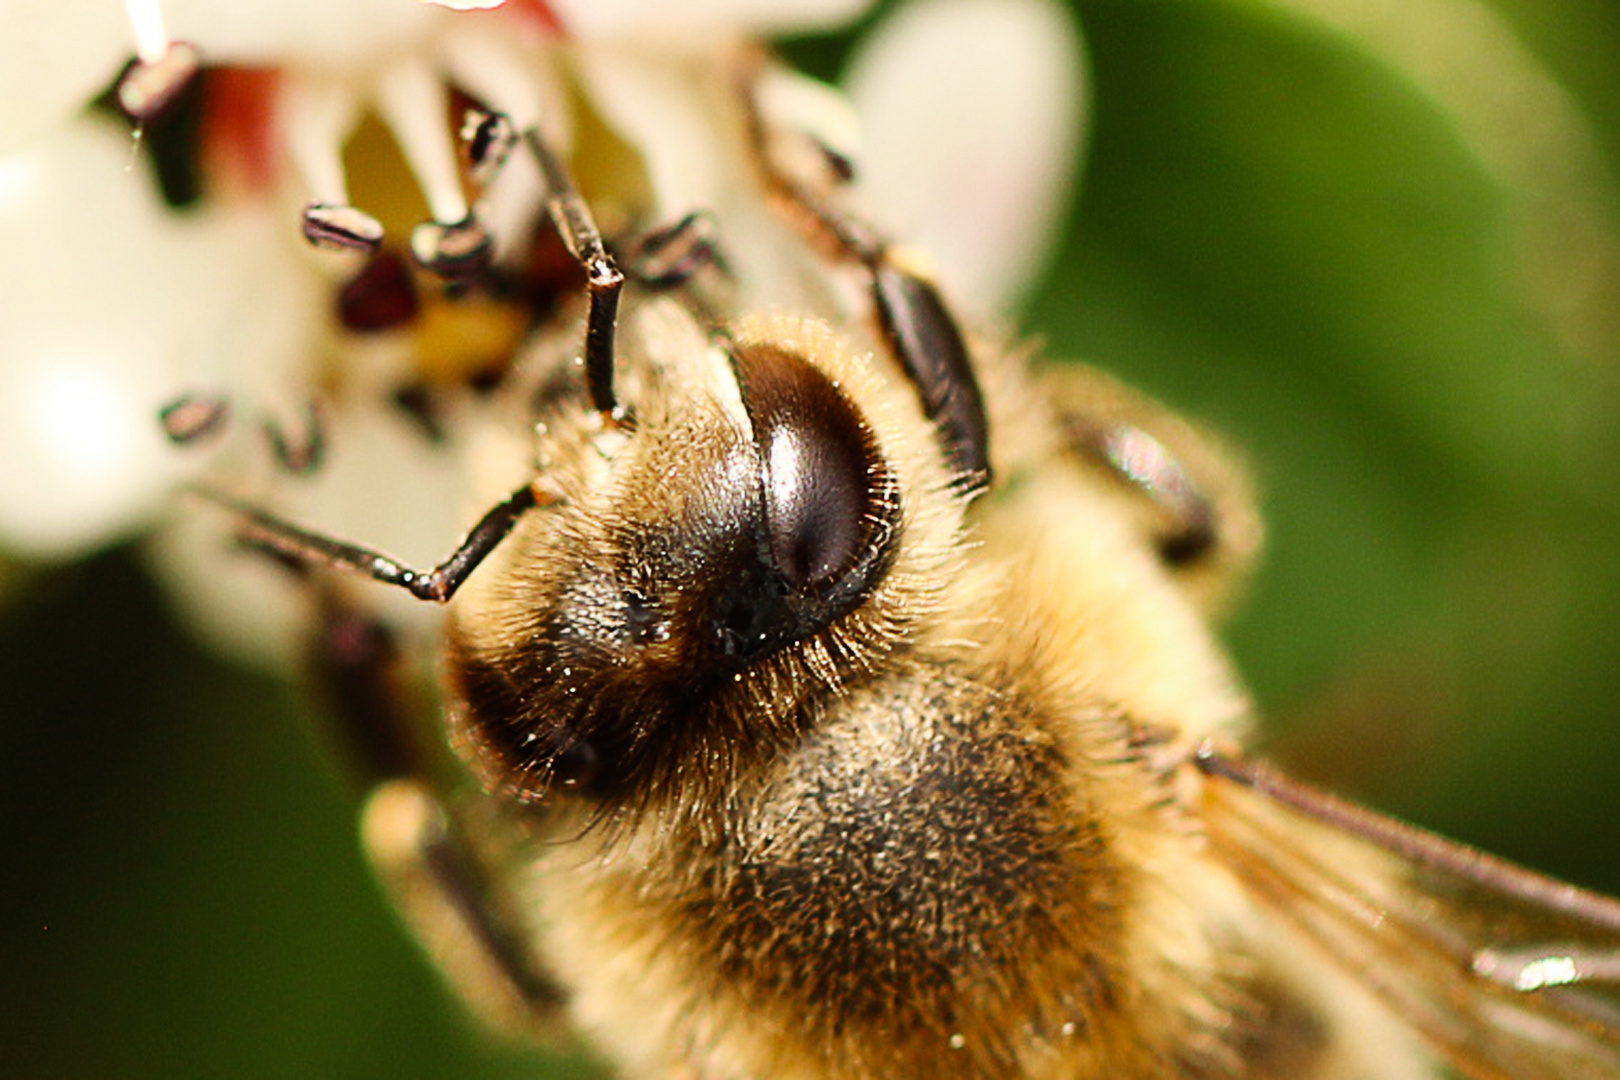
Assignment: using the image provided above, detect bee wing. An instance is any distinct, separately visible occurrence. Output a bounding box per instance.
[1193,742,1620,1080]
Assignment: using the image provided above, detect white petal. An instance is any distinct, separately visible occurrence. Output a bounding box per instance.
[0,0,450,153]
[161,0,441,68]
[0,120,319,559]
[844,0,1087,314]
[570,45,820,309]
[550,0,871,41]
[0,122,202,557]
[0,1,132,151]
[571,46,723,218]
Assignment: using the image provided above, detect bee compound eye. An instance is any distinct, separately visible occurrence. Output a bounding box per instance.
[732,344,889,595]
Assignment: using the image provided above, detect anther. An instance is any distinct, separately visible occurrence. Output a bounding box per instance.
[461,109,518,184]
[629,212,730,291]
[116,41,200,122]
[410,216,494,279]
[159,395,230,445]
[264,399,328,476]
[303,203,386,253]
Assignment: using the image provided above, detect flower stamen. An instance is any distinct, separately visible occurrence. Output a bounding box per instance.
[285,76,387,252]
[123,0,172,66]
[115,0,199,121]
[374,60,494,277]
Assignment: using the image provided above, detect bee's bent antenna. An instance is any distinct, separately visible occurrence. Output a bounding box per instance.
[197,483,545,603]
[522,127,628,426]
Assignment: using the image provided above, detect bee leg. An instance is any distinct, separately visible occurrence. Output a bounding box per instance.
[309,592,571,1032]
[1060,411,1219,568]
[200,481,545,602]
[1041,364,1262,608]
[360,780,571,1033]
[308,592,435,784]
[731,48,991,489]
[521,127,628,425]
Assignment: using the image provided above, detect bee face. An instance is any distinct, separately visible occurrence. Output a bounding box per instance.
[445,313,931,811]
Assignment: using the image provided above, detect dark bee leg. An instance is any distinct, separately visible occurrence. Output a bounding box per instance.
[521,127,628,424]
[199,482,544,602]
[1060,413,1218,567]
[311,591,568,1029]
[1036,363,1260,599]
[309,596,433,784]
[732,49,991,489]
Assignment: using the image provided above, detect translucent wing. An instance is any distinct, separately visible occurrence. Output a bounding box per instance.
[1193,742,1620,1080]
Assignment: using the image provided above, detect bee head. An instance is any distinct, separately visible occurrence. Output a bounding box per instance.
[444,310,960,815]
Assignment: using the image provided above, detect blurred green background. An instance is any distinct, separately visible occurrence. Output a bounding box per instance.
[6,0,1620,1076]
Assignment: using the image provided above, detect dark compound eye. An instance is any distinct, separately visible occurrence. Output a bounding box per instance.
[733,343,890,595]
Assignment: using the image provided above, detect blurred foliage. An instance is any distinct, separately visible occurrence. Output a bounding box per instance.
[5,0,1620,1077]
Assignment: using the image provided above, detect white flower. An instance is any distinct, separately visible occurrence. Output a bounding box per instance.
[0,0,1084,667]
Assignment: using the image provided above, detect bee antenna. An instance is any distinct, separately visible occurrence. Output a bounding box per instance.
[522,127,629,428]
[189,481,546,603]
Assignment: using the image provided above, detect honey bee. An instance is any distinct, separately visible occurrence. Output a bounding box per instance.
[46,21,1613,1080]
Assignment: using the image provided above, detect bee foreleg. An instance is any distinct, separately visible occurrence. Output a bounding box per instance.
[730,47,991,487]
[309,592,572,1033]
[361,780,572,1034]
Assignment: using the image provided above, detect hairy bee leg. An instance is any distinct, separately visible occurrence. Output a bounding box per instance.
[521,127,628,424]
[731,49,991,488]
[309,594,570,1029]
[199,482,543,602]
[361,782,571,1031]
